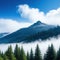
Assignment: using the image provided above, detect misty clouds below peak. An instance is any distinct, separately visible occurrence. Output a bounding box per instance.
[0,36,60,56]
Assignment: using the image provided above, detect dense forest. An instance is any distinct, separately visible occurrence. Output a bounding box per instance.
[0,44,60,60]
[25,26,60,42]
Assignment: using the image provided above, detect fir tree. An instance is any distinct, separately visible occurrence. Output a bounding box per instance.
[44,44,56,60]
[0,51,3,60]
[5,45,16,60]
[0,56,3,60]
[56,48,60,60]
[3,54,9,60]
[14,44,20,60]
[27,51,30,60]
[34,44,42,60]
[30,49,34,60]
[20,46,27,60]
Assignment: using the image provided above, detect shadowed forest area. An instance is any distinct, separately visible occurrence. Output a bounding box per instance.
[0,44,59,60]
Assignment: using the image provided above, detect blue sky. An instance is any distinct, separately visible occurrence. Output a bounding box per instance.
[0,0,60,21]
[1,0,60,33]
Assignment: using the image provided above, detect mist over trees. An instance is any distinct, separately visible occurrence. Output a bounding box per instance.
[0,44,59,60]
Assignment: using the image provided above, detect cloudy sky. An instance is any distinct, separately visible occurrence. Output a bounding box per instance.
[0,0,60,33]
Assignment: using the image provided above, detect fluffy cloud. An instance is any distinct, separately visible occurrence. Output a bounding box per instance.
[18,4,46,23]
[18,4,60,25]
[0,19,31,33]
[46,8,60,25]
[1,4,60,33]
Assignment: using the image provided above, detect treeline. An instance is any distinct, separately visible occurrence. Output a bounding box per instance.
[0,44,60,60]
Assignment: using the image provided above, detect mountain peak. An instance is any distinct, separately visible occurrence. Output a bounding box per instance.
[0,20,56,43]
[36,21,42,24]
[30,21,43,27]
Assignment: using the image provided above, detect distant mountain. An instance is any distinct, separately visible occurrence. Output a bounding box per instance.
[0,33,9,38]
[0,21,60,43]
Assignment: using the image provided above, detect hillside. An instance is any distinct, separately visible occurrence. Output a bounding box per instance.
[0,21,60,43]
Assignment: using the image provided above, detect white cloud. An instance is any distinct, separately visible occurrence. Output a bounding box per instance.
[18,4,60,25]
[18,4,46,23]
[1,4,60,33]
[0,19,31,33]
[46,8,60,25]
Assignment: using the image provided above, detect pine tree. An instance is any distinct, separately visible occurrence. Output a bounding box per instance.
[20,46,27,60]
[5,45,16,60]
[44,44,56,60]
[0,51,3,60]
[0,56,3,60]
[34,44,42,60]
[30,48,34,60]
[1,52,4,58]
[56,48,60,60]
[14,44,20,60]
[3,54,9,60]
[27,51,30,60]
[0,51,2,57]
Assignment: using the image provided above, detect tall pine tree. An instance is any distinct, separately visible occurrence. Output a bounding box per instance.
[0,51,3,60]
[34,44,42,60]
[14,44,20,60]
[27,51,30,60]
[5,45,16,60]
[0,56,3,60]
[20,46,27,60]
[56,48,60,60]
[30,48,34,60]
[44,44,56,60]
[3,54,9,60]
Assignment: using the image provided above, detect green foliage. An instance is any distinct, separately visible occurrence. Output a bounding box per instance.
[0,56,3,60]
[3,54,9,60]
[14,44,20,60]
[0,51,3,60]
[44,44,56,60]
[5,45,16,60]
[20,46,27,60]
[56,48,60,60]
[34,44,42,60]
[30,49,34,60]
[27,52,30,60]
[0,44,60,60]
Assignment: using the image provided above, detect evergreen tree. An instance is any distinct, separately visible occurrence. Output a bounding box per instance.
[5,45,16,60]
[30,48,34,60]
[34,44,42,60]
[20,46,27,60]
[1,52,4,58]
[44,44,56,60]
[27,51,30,60]
[0,56,3,60]
[0,51,2,57]
[56,48,60,60]
[14,44,20,60]
[0,51,3,60]
[3,54,9,60]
